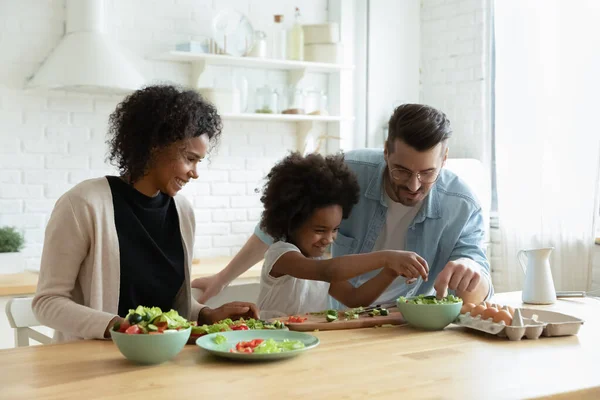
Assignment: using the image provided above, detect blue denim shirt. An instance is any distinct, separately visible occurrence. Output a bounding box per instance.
[254,148,493,308]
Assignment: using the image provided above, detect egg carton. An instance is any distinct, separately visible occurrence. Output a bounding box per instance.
[454,308,584,341]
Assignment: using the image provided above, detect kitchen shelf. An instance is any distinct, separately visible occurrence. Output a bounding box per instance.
[220,113,353,122]
[153,51,354,73]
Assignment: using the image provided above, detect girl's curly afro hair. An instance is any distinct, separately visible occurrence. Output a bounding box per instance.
[259,151,360,241]
[107,84,222,182]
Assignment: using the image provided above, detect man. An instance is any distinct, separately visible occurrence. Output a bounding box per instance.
[193,104,492,306]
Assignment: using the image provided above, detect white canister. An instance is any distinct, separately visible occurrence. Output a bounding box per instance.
[302,23,340,44]
[304,43,343,64]
[248,31,267,58]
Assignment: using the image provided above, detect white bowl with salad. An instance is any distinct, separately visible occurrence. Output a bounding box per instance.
[110,306,192,365]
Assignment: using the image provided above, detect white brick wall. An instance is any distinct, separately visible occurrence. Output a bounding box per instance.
[0,0,329,271]
[420,0,492,165]
[420,0,504,287]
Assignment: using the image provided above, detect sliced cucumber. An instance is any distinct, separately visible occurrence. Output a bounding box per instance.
[326,313,338,322]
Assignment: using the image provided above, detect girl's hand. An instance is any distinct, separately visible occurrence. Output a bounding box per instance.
[198,302,260,325]
[382,250,429,281]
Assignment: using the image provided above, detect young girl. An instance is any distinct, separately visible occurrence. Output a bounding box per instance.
[257,152,429,318]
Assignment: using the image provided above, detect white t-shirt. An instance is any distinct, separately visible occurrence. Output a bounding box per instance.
[369,190,423,304]
[257,241,330,320]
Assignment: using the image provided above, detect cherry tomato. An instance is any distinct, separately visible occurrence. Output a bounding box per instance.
[287,316,307,323]
[125,325,141,335]
[118,321,131,333]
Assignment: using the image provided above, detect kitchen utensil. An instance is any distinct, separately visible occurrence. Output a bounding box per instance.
[518,247,557,304]
[270,307,405,332]
[212,8,254,57]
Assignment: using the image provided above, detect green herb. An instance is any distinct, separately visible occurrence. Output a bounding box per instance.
[253,339,305,354]
[344,311,359,320]
[398,294,462,305]
[213,334,226,344]
[191,318,285,336]
[368,309,381,317]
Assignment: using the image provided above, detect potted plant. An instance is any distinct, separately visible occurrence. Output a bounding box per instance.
[0,226,26,274]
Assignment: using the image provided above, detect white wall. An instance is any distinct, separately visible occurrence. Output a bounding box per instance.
[592,245,600,293]
[366,0,421,147]
[420,0,492,168]
[0,0,331,271]
[419,0,502,283]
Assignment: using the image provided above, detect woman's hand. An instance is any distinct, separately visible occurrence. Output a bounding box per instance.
[197,302,260,325]
[104,316,124,338]
[382,250,429,281]
[192,274,227,303]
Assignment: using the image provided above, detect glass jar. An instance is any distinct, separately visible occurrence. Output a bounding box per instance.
[254,85,278,114]
[305,89,328,115]
[282,86,305,114]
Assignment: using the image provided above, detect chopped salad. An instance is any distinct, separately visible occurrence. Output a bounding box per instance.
[190,318,286,341]
[211,335,305,354]
[113,306,191,335]
[113,306,287,338]
[398,294,462,305]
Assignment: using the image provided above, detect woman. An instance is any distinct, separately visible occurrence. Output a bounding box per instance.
[33,85,258,343]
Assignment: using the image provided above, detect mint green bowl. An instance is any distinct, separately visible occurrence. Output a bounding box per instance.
[396,296,462,330]
[110,327,191,365]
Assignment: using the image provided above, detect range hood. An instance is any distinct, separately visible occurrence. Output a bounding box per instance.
[26,0,145,94]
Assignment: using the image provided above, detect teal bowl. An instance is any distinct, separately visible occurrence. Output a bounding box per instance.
[396,297,462,330]
[110,327,191,365]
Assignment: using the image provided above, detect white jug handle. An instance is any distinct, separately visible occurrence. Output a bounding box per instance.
[517,250,527,274]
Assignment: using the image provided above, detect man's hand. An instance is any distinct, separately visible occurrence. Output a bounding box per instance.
[198,301,260,325]
[434,259,486,302]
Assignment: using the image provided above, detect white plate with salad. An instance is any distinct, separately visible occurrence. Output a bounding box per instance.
[196,330,319,361]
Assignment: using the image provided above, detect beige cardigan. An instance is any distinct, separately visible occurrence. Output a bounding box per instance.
[32,177,204,343]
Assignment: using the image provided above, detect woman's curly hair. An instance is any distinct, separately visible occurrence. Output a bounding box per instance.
[259,152,360,241]
[107,84,222,182]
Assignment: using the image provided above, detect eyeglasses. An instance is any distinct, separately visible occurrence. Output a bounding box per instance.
[389,167,441,184]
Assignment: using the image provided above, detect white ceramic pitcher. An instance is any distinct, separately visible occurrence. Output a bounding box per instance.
[518,247,556,304]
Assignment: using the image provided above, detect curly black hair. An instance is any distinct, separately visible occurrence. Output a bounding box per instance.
[107,84,222,183]
[259,152,360,241]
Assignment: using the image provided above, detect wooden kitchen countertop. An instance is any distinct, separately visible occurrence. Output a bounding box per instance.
[0,257,262,297]
[0,292,599,399]
[0,271,39,297]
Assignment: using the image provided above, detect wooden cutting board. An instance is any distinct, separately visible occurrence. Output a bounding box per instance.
[271,307,406,332]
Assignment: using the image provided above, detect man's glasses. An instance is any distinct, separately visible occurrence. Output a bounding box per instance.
[389,167,441,184]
